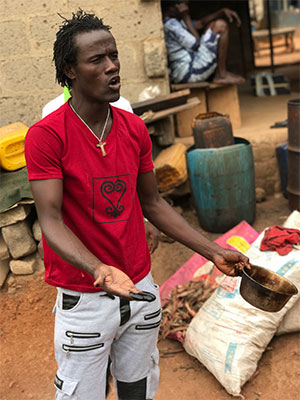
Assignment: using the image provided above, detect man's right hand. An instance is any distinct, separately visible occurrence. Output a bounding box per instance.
[93,263,140,299]
[222,8,241,27]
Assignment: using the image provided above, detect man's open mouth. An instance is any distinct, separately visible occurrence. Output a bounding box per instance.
[108,76,121,88]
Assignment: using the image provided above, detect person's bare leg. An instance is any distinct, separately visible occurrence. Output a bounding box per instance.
[208,19,245,84]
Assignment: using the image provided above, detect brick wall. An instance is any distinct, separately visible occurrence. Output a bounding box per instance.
[0,0,169,128]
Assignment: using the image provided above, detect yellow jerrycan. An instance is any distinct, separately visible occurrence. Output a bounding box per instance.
[0,122,28,171]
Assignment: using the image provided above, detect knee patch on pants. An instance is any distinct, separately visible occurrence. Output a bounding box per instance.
[117,378,147,400]
[116,349,159,400]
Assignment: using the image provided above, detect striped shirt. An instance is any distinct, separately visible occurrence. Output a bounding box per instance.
[163,17,219,83]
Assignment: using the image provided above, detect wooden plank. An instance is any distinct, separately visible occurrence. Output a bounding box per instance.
[171,82,209,91]
[172,81,236,91]
[207,85,241,129]
[142,97,201,124]
[207,82,232,90]
[176,89,207,137]
[131,89,190,115]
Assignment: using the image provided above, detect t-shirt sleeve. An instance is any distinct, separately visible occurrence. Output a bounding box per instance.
[25,125,64,180]
[164,18,198,50]
[139,123,154,174]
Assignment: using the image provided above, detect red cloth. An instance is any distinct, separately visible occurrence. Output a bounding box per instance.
[25,103,154,292]
[260,225,300,255]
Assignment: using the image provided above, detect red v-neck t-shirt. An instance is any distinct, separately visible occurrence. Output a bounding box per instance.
[25,102,154,292]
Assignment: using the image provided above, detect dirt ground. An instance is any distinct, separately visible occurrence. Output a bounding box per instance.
[1,194,299,400]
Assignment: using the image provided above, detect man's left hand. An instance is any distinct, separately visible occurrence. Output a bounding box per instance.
[212,248,250,276]
[222,8,241,27]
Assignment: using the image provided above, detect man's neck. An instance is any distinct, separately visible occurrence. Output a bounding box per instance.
[70,96,110,127]
[164,11,177,19]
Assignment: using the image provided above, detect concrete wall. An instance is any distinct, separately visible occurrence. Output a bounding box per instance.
[0,0,169,128]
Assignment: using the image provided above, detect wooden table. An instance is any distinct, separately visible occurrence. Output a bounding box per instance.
[252,27,296,53]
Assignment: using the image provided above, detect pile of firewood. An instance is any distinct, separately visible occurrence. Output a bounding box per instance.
[160,278,218,340]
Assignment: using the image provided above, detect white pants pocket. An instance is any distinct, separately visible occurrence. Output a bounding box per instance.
[54,372,78,398]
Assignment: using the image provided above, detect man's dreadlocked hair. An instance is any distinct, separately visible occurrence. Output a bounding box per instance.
[161,0,185,13]
[53,9,111,89]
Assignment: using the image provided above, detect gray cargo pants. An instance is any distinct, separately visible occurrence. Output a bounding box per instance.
[53,273,161,399]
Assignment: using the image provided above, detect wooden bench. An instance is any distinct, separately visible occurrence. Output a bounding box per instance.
[252,27,296,54]
[171,81,241,137]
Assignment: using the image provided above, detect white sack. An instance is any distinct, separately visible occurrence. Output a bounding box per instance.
[276,300,300,335]
[184,232,300,397]
[277,211,300,335]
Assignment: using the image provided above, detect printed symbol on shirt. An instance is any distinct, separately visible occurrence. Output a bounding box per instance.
[100,179,126,218]
[93,174,133,224]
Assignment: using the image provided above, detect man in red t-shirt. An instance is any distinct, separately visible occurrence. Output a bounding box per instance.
[25,10,250,400]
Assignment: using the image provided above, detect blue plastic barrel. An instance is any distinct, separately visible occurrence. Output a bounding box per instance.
[187,137,256,233]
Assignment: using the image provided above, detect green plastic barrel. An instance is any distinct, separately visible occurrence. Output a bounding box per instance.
[186,137,256,233]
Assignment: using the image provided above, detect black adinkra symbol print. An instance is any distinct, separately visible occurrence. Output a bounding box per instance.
[100,179,126,218]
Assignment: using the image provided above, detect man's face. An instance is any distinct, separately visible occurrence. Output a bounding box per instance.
[67,29,121,104]
[168,1,189,18]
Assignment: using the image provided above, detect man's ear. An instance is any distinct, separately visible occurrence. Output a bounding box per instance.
[64,64,76,81]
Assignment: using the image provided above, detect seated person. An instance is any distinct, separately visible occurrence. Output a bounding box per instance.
[161,0,245,84]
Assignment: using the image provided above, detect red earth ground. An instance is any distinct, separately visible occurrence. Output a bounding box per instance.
[1,194,299,400]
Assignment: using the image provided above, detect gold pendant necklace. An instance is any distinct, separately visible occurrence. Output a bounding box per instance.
[69,101,110,157]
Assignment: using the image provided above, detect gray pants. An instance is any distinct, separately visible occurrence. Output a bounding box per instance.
[53,273,161,399]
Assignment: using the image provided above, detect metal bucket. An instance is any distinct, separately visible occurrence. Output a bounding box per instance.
[239,265,298,312]
[287,98,300,211]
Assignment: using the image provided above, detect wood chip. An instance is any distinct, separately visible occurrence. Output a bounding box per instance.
[159,279,217,340]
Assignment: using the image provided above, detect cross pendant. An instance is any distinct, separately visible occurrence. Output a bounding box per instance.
[96,141,107,157]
